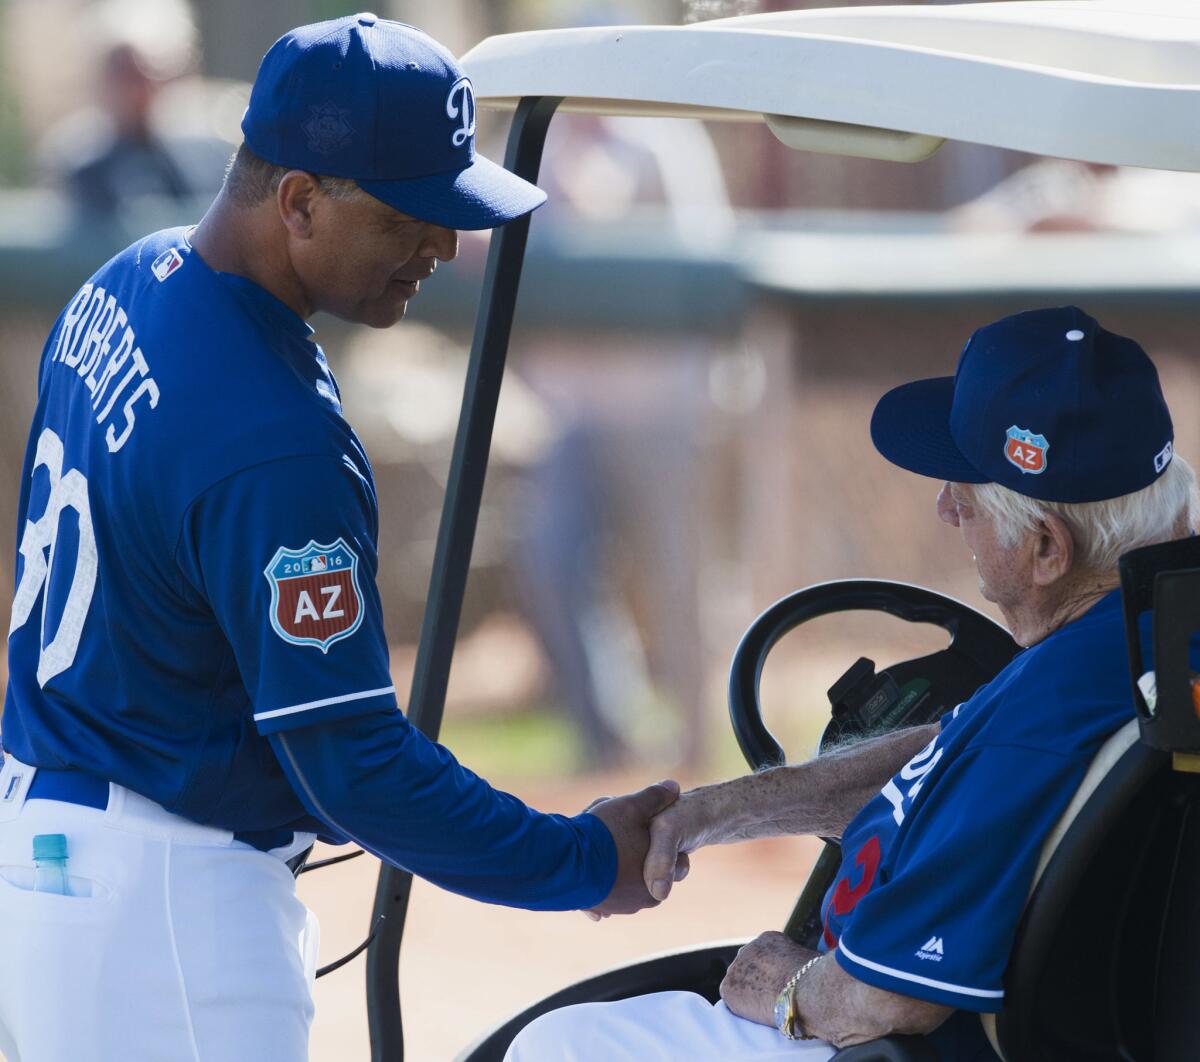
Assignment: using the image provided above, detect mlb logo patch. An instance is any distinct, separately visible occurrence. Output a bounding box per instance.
[304,101,354,155]
[1004,425,1049,475]
[264,538,363,653]
[151,247,184,283]
[1155,440,1174,475]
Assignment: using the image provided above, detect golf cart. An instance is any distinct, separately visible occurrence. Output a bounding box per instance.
[316,3,1200,1059]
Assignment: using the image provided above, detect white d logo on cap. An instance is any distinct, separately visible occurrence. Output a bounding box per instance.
[446,77,476,149]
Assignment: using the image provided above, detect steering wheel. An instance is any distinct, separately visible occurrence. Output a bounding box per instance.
[726,580,1020,948]
[729,579,1020,771]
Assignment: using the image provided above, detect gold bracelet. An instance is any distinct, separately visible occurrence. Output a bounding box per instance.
[776,955,822,1041]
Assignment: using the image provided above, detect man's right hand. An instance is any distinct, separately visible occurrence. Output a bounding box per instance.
[586,780,680,915]
[642,786,730,902]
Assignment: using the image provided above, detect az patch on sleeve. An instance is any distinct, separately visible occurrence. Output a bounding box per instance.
[263,538,363,653]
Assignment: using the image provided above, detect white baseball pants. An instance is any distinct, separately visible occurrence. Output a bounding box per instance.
[0,757,318,1062]
[504,991,837,1061]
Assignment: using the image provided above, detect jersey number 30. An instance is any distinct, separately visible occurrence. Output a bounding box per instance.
[9,428,97,686]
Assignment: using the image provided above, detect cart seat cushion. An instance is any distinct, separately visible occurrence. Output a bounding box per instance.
[978,716,1141,1059]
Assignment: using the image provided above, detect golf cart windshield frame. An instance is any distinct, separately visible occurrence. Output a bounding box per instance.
[365,95,563,1061]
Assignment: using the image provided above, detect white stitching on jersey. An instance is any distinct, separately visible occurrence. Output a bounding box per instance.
[254,686,396,722]
[837,940,1005,999]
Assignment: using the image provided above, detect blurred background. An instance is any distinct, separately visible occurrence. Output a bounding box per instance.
[1,0,1199,1058]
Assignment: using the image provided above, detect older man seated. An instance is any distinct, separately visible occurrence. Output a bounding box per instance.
[506,307,1197,1062]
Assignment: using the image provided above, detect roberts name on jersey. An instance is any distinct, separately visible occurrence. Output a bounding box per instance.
[3,227,396,836]
[50,281,159,454]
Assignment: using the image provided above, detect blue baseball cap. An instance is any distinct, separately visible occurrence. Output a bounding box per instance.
[240,14,546,230]
[870,307,1174,504]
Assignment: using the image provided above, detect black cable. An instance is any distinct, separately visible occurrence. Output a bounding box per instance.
[316,914,385,979]
[297,848,366,874]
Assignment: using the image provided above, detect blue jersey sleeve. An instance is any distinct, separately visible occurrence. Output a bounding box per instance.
[269,710,618,910]
[176,454,397,734]
[835,744,1088,1012]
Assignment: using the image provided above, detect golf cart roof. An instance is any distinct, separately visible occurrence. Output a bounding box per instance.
[462,0,1200,170]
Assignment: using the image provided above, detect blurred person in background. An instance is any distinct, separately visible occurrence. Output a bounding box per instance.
[39,0,229,221]
[951,158,1200,233]
[514,97,735,771]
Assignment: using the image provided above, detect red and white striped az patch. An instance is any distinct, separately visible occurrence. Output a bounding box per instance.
[263,538,363,653]
[1004,425,1049,475]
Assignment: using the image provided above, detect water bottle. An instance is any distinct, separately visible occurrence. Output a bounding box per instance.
[33,833,70,896]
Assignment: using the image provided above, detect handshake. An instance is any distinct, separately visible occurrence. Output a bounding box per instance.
[583,779,722,918]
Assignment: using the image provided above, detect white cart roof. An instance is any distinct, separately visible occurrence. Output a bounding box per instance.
[461,1,1200,170]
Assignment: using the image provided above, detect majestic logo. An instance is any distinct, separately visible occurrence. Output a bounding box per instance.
[1004,425,1049,475]
[304,102,354,155]
[1155,440,1174,475]
[916,936,944,962]
[445,77,476,148]
[264,538,363,653]
[151,248,184,283]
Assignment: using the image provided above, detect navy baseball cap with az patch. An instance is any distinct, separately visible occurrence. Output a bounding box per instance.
[870,306,1175,504]
[241,13,545,230]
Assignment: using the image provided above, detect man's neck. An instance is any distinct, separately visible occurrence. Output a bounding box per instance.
[1005,572,1119,646]
[189,191,313,319]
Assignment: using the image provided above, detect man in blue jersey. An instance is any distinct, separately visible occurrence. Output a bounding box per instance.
[0,16,678,1061]
[505,307,1198,1061]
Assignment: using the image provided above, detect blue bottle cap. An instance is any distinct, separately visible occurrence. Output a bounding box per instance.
[32,833,68,861]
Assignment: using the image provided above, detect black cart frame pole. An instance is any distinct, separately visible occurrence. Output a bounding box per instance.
[366,95,563,1062]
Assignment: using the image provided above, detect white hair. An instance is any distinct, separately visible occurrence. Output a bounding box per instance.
[968,455,1198,573]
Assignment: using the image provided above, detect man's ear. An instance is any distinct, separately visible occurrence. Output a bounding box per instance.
[1031,511,1075,587]
[276,171,322,239]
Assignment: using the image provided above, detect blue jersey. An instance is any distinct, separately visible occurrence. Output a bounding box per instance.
[2,227,618,910]
[2,228,397,835]
[822,590,1135,1055]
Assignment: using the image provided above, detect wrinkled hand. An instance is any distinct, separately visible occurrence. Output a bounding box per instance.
[642,787,727,902]
[720,931,814,1027]
[584,780,680,917]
